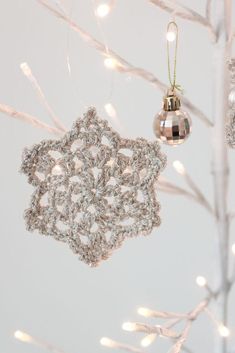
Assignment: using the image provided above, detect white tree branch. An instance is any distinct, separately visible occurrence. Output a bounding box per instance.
[14,330,67,353]
[101,338,145,353]
[170,298,210,353]
[149,0,215,37]
[104,297,212,353]
[177,170,214,215]
[206,0,212,21]
[210,2,232,352]
[229,211,235,220]
[20,62,66,132]
[157,178,214,215]
[180,345,194,353]
[138,308,188,319]
[124,322,180,338]
[113,344,143,353]
[36,0,212,127]
[0,103,62,135]
[158,179,198,198]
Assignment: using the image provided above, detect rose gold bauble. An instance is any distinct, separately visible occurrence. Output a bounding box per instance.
[153,92,192,145]
[153,109,192,145]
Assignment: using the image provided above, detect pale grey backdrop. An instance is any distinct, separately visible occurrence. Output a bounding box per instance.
[0,1,235,353]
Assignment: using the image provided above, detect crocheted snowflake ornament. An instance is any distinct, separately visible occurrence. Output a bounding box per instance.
[21,108,166,266]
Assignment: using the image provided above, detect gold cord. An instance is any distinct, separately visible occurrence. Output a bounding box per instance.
[167,21,182,92]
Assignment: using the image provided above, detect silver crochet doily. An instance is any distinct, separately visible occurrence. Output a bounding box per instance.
[21,108,166,266]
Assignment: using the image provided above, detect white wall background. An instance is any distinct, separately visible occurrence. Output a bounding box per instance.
[0,1,235,353]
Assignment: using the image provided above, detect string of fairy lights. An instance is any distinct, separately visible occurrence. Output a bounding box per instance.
[14,258,235,351]
[10,0,235,352]
[13,159,235,349]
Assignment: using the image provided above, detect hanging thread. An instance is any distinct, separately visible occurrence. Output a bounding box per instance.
[166,21,182,92]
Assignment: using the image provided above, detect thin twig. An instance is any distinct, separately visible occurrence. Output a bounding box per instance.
[181,345,194,353]
[204,307,221,328]
[170,321,191,353]
[157,178,214,215]
[106,297,211,353]
[31,337,66,353]
[139,309,188,319]
[112,343,144,353]
[36,0,212,127]
[206,0,212,21]
[124,322,180,338]
[228,263,235,288]
[230,211,235,220]
[182,173,214,215]
[165,317,184,329]
[179,95,213,127]
[0,103,62,135]
[170,298,210,353]
[149,0,215,36]
[20,62,66,132]
[149,0,216,41]
[14,331,67,353]
[101,338,145,353]
[158,180,198,198]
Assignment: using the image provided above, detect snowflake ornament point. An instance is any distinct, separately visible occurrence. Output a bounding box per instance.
[226,58,235,148]
[21,108,166,266]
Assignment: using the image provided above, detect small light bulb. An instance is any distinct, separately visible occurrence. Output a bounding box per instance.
[106,158,115,167]
[104,103,117,118]
[228,87,235,109]
[104,57,117,69]
[166,31,176,42]
[137,307,152,317]
[196,276,207,287]
[232,243,235,255]
[14,330,33,343]
[52,164,63,175]
[100,337,115,347]
[122,322,137,332]
[140,334,157,347]
[173,160,185,175]
[96,3,110,18]
[218,325,230,337]
[20,62,31,76]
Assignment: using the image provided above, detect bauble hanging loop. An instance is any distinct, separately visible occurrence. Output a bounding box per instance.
[153,21,192,146]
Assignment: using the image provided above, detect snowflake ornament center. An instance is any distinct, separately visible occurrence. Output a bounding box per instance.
[21,108,166,266]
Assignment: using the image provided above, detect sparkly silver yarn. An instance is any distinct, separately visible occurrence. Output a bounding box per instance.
[21,108,166,266]
[226,59,235,148]
[228,59,235,84]
[226,110,235,148]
